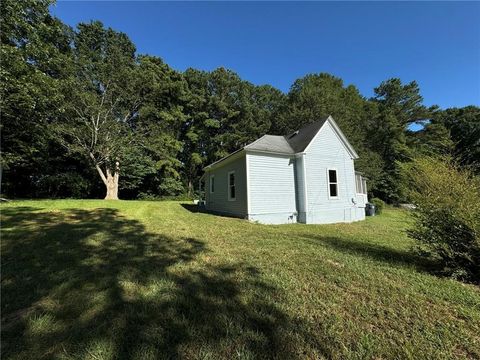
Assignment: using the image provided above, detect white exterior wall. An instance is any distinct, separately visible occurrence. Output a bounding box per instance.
[205,154,248,218]
[304,122,364,224]
[247,152,298,224]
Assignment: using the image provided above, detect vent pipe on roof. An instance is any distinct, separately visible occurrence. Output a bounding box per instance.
[289,130,299,139]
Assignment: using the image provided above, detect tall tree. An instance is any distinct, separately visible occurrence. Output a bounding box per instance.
[0,0,74,196]
[370,78,431,202]
[57,21,140,199]
[135,55,190,197]
[433,106,480,172]
[182,68,285,196]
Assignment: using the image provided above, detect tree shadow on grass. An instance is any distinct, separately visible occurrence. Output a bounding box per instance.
[180,203,245,221]
[299,234,436,272]
[1,207,323,359]
[180,203,202,213]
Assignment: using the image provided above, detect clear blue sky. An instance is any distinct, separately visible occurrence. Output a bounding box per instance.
[51,1,480,109]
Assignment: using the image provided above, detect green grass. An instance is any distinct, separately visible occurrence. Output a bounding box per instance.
[1,200,479,359]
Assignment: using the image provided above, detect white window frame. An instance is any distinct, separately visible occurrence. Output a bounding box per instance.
[210,175,215,194]
[227,171,236,201]
[355,174,363,195]
[355,174,367,195]
[327,168,339,199]
[356,174,361,194]
[362,178,367,195]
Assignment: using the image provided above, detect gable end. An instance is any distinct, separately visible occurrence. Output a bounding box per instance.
[304,116,359,159]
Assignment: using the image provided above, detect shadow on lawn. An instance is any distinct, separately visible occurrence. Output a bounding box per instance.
[300,233,434,271]
[180,203,202,213]
[1,207,321,359]
[180,203,244,221]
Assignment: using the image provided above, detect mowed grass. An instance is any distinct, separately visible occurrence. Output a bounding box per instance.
[1,201,479,359]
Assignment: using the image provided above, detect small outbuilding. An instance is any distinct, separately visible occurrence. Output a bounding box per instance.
[202,116,368,224]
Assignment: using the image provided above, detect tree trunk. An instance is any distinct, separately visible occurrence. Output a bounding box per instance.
[90,153,120,200]
[188,179,193,198]
[104,161,120,200]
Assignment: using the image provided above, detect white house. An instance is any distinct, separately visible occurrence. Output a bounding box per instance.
[202,116,368,224]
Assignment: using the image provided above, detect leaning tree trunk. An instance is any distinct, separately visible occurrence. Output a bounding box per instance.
[104,161,120,200]
[91,154,120,200]
[104,172,119,199]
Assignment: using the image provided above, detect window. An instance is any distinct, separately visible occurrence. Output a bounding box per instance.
[210,175,215,193]
[328,169,338,198]
[356,174,363,194]
[362,178,367,195]
[228,171,236,201]
[355,174,367,195]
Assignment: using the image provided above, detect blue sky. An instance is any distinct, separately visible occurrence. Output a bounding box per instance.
[51,1,480,109]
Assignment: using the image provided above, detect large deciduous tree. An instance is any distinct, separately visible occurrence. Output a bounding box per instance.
[57,21,141,199]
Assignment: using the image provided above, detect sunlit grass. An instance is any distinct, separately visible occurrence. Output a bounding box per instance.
[1,200,479,359]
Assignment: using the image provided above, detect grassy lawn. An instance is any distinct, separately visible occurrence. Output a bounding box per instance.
[1,200,479,359]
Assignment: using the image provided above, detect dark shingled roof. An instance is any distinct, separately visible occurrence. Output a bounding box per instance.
[244,135,294,153]
[284,117,329,153]
[245,116,329,154]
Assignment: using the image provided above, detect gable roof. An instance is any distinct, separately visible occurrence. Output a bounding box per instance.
[284,117,329,153]
[244,135,294,154]
[204,115,358,170]
[244,117,329,155]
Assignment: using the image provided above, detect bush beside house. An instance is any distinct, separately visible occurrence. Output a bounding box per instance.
[403,157,480,282]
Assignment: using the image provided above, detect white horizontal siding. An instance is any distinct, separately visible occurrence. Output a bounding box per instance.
[205,154,247,217]
[305,121,363,223]
[248,153,297,223]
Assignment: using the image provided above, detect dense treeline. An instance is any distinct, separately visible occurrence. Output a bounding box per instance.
[1,0,479,201]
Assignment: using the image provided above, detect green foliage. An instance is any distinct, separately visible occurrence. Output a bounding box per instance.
[408,121,454,157]
[370,198,385,215]
[368,78,433,203]
[403,156,480,282]
[36,172,91,198]
[0,0,74,197]
[137,192,192,201]
[181,67,285,196]
[433,106,480,173]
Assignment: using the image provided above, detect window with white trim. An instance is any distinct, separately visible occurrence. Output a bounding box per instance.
[210,175,215,193]
[355,174,367,195]
[328,169,338,198]
[228,171,236,201]
[362,178,367,195]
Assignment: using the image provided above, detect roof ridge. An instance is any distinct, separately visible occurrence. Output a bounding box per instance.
[244,134,267,149]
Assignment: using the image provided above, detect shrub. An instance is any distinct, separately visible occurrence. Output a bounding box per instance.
[137,192,193,201]
[370,198,385,214]
[36,173,91,198]
[402,156,480,282]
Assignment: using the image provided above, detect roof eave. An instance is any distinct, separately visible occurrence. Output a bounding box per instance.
[245,149,295,156]
[202,148,246,171]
